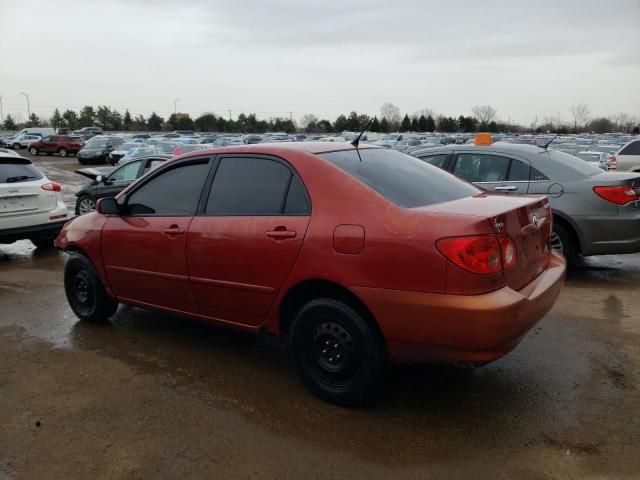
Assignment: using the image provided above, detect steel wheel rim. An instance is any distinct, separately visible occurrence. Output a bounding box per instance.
[305,319,361,390]
[73,270,94,309]
[78,198,96,214]
[30,148,37,155]
[550,231,563,254]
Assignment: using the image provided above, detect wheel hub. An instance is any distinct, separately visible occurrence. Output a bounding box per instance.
[311,321,355,374]
[74,271,91,304]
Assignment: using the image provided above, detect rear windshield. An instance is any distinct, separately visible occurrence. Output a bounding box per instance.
[547,150,603,175]
[319,148,480,208]
[0,162,43,183]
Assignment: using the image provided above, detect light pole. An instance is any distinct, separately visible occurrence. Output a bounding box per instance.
[20,92,31,119]
[0,95,4,125]
[173,98,180,115]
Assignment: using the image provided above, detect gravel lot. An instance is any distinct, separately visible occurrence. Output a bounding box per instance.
[0,150,639,479]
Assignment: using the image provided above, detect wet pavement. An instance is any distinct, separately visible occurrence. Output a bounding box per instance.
[1,152,639,479]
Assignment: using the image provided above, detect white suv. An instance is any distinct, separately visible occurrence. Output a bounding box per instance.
[0,155,69,248]
[611,138,640,172]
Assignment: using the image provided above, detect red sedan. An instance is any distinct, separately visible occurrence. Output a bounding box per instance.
[55,142,565,405]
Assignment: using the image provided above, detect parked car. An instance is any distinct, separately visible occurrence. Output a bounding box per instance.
[172,144,207,155]
[3,133,42,149]
[611,138,640,172]
[575,151,609,170]
[28,135,84,157]
[0,155,69,248]
[155,142,178,156]
[13,127,54,137]
[118,147,161,164]
[74,155,170,215]
[74,127,104,137]
[108,142,147,165]
[392,138,423,152]
[411,141,640,261]
[56,143,565,405]
[77,137,122,165]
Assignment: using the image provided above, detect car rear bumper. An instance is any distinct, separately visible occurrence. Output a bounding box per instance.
[573,210,640,255]
[0,218,69,243]
[350,251,566,364]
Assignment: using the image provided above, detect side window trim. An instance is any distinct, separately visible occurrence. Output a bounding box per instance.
[198,153,311,217]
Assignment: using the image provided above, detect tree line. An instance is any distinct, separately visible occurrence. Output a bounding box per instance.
[1,102,638,135]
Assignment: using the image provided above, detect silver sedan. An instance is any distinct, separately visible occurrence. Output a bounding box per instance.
[411,142,640,262]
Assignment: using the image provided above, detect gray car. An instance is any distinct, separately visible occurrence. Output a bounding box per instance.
[411,142,640,261]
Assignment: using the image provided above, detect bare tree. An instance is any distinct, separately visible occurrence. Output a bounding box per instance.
[471,105,497,129]
[412,108,434,119]
[570,104,590,133]
[300,113,318,129]
[380,102,401,130]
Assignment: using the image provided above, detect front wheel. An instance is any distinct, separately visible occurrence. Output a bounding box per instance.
[29,147,38,155]
[64,254,118,323]
[75,195,96,215]
[290,298,387,406]
[58,148,68,157]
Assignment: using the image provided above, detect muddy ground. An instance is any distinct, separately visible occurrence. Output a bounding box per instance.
[0,151,639,479]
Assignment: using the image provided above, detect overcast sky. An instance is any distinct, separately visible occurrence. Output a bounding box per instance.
[1,0,638,125]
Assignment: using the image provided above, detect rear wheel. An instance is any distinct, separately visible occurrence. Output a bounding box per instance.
[550,222,575,262]
[64,254,118,323]
[29,147,38,155]
[12,143,21,150]
[75,195,96,215]
[290,298,387,406]
[58,148,68,157]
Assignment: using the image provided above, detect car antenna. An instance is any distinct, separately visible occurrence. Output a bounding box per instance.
[351,117,374,161]
[541,134,558,151]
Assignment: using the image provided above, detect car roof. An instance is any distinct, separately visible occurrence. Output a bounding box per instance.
[177,141,367,160]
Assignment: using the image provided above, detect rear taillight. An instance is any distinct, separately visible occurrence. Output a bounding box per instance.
[593,186,638,205]
[437,234,518,274]
[609,155,617,170]
[41,182,62,192]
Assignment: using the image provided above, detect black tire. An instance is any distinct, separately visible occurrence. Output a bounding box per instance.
[64,254,118,323]
[58,148,68,157]
[29,147,38,155]
[290,298,387,406]
[30,236,55,249]
[551,222,575,263]
[12,143,21,150]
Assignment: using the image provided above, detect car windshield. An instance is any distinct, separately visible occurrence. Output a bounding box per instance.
[0,162,44,183]
[119,143,140,151]
[129,148,156,157]
[85,140,108,148]
[576,153,601,162]
[319,148,480,208]
[546,150,604,175]
[382,135,398,140]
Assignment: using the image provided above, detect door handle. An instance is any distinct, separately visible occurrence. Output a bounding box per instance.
[162,225,185,235]
[266,229,297,239]
[494,185,517,192]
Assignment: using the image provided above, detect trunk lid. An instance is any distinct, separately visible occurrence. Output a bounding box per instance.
[420,193,552,291]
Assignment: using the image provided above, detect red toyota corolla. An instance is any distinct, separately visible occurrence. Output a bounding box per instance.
[55,142,565,405]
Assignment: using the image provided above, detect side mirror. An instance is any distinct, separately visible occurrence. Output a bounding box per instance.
[96,197,120,215]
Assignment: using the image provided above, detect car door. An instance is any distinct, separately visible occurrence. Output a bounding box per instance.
[39,136,55,152]
[451,152,530,194]
[186,155,311,326]
[101,157,211,313]
[96,159,144,200]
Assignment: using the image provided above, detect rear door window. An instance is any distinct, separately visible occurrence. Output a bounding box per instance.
[205,156,304,215]
[507,159,530,181]
[453,153,510,182]
[319,148,479,208]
